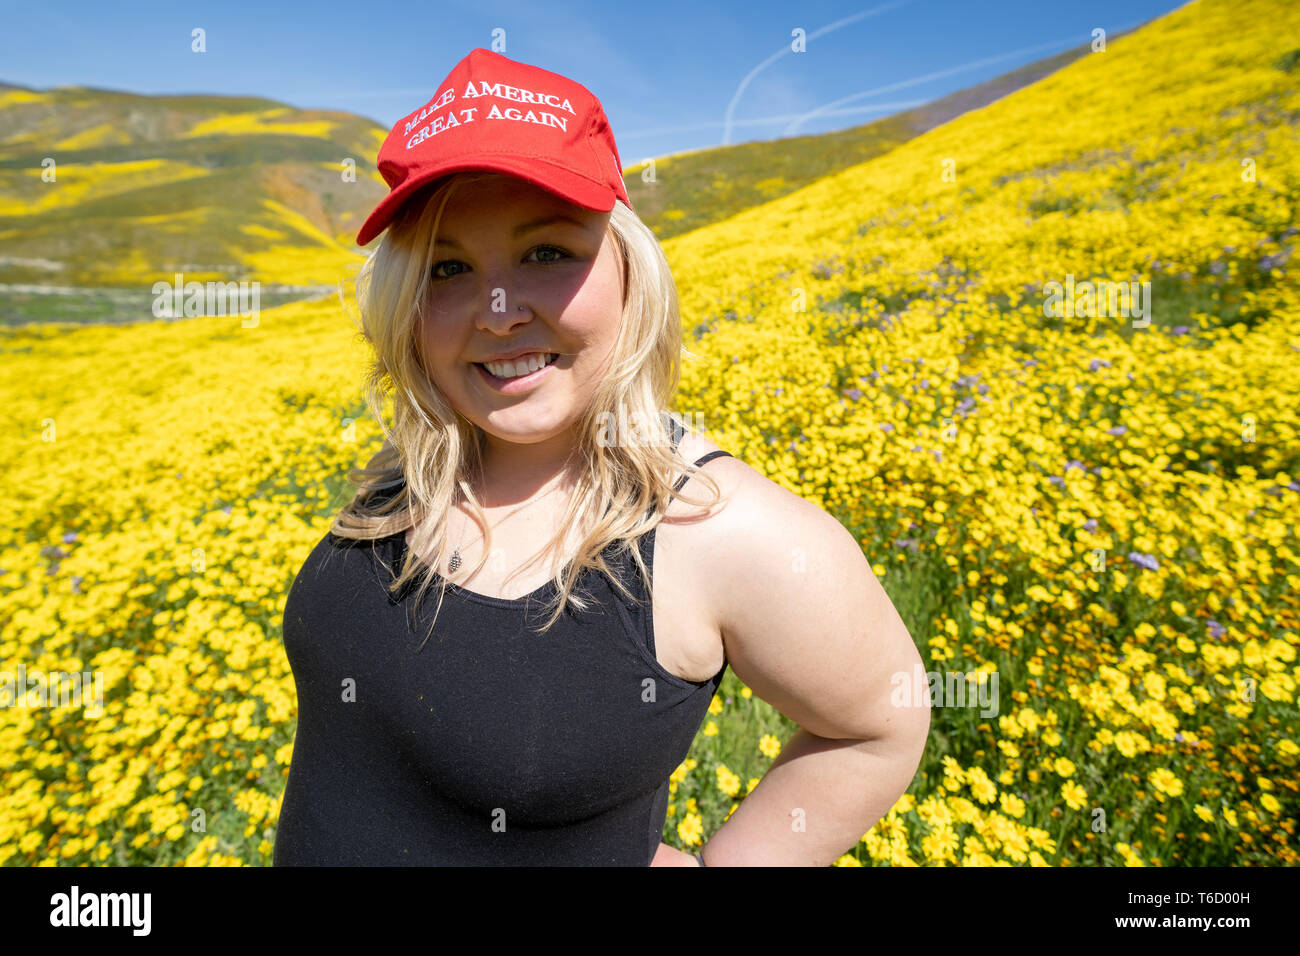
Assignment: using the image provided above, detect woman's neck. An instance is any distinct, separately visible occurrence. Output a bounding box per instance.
[472,426,583,508]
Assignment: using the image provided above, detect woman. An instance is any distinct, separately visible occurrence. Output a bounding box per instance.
[273,48,929,867]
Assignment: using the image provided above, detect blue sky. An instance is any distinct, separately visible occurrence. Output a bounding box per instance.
[1,0,1189,160]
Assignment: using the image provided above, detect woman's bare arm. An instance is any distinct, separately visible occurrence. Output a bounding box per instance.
[686,460,931,866]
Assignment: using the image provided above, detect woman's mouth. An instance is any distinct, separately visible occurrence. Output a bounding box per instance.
[473,352,559,392]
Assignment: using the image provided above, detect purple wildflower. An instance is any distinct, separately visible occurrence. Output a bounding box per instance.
[1127,551,1159,571]
[1207,620,1225,639]
[1106,425,1128,436]
[881,423,895,433]
[1083,518,1098,532]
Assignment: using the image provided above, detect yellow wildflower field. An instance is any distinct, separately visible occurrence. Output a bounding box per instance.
[1,0,1297,866]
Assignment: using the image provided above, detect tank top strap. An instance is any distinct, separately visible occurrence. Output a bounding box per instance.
[671,450,733,493]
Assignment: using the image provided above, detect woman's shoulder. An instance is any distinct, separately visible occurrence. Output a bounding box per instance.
[674,430,818,511]
[670,430,842,549]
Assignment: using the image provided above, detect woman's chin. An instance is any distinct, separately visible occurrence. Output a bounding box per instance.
[476,415,570,446]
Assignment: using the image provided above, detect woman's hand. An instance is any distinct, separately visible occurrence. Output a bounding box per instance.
[650,841,702,867]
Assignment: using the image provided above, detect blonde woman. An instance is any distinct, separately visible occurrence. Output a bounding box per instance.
[274,48,929,867]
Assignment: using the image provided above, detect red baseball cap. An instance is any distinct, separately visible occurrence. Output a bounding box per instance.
[356,48,632,246]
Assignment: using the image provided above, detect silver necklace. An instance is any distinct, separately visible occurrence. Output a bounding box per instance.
[447,479,568,575]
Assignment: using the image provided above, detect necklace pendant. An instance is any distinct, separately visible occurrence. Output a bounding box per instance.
[449,549,461,574]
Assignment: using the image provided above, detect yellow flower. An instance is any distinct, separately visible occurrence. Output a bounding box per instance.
[998,715,1024,739]
[921,824,959,864]
[677,812,703,846]
[1115,731,1145,758]
[702,721,718,737]
[758,734,781,758]
[1053,757,1076,778]
[1000,792,1026,818]
[1061,781,1088,811]
[892,793,916,814]
[1148,768,1184,798]
[740,687,752,699]
[1259,794,1281,814]
[1026,584,1052,603]
[715,764,741,798]
[708,695,723,715]
[1016,709,1040,733]
[1193,805,1214,823]
[968,769,998,805]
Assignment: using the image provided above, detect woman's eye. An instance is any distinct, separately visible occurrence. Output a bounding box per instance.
[429,245,571,282]
[430,260,468,280]
[529,244,570,264]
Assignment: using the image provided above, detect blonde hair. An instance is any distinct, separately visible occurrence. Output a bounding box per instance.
[332,170,726,645]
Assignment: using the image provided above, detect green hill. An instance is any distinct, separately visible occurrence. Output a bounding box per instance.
[625,35,1131,240]
[0,85,389,287]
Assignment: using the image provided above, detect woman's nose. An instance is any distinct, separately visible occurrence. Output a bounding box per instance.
[475,288,532,332]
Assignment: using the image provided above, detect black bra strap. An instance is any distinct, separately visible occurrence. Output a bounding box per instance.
[672,450,733,493]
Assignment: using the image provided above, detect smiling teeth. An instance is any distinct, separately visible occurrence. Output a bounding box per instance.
[483,353,555,379]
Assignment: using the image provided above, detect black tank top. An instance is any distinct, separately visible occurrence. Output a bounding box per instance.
[274,423,733,865]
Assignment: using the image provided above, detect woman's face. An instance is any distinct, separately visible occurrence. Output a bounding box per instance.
[416,172,622,450]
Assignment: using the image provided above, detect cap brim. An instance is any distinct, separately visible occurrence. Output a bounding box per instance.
[355,156,618,246]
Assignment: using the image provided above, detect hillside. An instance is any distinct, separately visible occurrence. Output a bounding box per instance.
[626,35,1127,240]
[0,0,1297,868]
[0,85,389,287]
[0,37,1120,298]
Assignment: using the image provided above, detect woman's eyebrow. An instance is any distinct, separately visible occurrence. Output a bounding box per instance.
[433,214,593,249]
